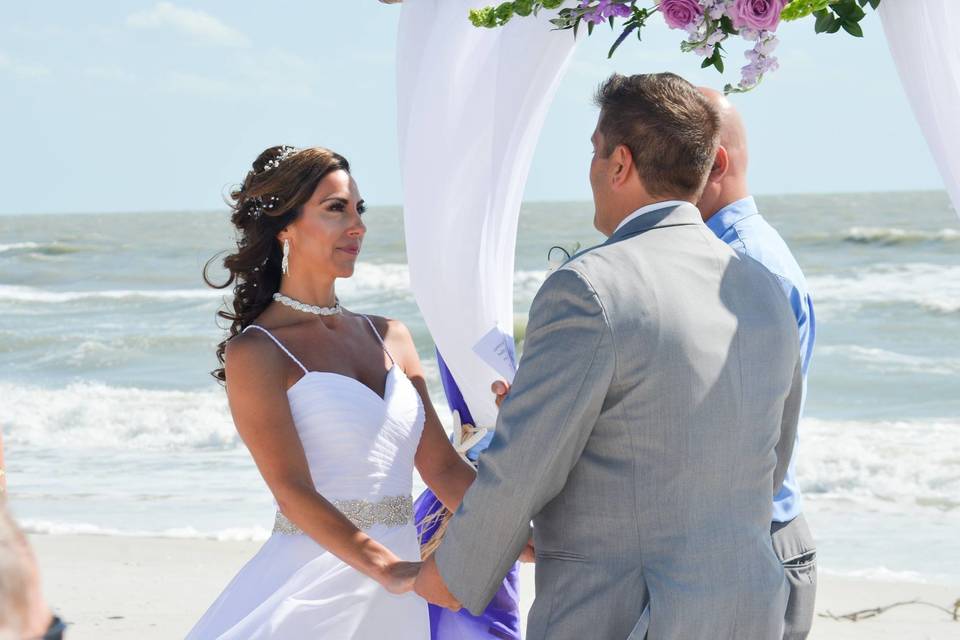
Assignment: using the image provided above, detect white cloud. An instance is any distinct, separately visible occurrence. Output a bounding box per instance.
[126,2,250,48]
[0,50,52,79]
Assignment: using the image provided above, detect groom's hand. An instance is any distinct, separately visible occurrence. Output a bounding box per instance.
[491,380,511,408]
[414,555,462,612]
[518,536,536,563]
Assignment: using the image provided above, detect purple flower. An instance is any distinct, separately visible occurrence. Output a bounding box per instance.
[730,0,788,32]
[581,0,632,24]
[658,0,704,30]
[603,2,633,18]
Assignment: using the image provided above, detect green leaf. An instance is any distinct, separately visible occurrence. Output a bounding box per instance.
[495,1,514,25]
[814,10,832,33]
[608,23,637,58]
[831,0,856,19]
[849,3,867,19]
[842,20,864,37]
[541,0,564,8]
[826,19,842,33]
[513,0,534,17]
[781,0,833,21]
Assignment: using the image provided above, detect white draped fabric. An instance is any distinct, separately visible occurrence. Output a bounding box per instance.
[396,1,577,429]
[879,0,960,217]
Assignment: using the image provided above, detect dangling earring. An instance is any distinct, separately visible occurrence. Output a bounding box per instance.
[281,239,290,276]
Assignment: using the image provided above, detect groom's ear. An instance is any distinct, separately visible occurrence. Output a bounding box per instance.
[611,144,634,188]
[709,145,729,182]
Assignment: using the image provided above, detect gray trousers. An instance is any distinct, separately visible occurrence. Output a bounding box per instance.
[771,513,817,640]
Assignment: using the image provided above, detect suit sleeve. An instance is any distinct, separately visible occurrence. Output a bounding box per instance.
[434,268,616,614]
[773,357,802,494]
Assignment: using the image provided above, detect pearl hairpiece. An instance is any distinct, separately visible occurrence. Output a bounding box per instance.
[262,145,299,172]
[245,146,298,219]
[249,195,281,219]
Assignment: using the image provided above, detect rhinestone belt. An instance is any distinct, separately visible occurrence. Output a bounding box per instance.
[272,495,414,535]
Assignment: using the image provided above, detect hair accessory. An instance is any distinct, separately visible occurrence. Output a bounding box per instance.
[249,195,281,219]
[262,146,299,172]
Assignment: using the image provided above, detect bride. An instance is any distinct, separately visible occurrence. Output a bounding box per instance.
[187,145,477,639]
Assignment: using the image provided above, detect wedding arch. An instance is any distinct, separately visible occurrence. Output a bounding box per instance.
[393,0,957,635]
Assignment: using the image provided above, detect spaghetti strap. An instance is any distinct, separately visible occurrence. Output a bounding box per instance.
[243,325,309,374]
[361,315,396,366]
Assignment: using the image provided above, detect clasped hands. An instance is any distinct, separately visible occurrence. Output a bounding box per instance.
[393,379,531,610]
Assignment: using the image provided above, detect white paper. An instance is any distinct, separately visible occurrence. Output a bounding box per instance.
[472,326,517,384]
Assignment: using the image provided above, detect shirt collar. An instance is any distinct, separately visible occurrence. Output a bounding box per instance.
[705,196,759,237]
[613,200,692,234]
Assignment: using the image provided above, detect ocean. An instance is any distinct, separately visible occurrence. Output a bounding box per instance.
[2,191,958,585]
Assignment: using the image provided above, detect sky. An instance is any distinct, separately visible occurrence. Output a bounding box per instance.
[0,1,944,215]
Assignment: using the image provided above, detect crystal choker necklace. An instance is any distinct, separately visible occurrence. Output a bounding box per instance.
[273,292,342,316]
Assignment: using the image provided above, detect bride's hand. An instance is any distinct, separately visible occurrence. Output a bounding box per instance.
[380,560,422,594]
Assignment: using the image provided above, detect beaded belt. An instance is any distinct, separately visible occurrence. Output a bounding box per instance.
[272,495,414,535]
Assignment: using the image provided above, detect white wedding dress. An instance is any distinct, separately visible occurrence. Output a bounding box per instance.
[186,317,429,639]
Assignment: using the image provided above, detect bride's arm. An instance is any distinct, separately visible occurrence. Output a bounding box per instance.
[224,334,418,593]
[385,321,477,511]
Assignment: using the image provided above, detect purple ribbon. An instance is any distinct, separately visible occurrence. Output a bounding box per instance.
[414,351,521,640]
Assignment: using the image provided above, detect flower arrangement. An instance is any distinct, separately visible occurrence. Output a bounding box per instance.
[469,0,882,93]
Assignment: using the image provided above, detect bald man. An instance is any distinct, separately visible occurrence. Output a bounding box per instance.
[697,88,818,640]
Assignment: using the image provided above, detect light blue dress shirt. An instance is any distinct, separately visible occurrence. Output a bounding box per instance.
[706,196,816,523]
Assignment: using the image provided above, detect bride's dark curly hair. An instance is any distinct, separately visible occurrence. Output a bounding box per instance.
[204,145,351,382]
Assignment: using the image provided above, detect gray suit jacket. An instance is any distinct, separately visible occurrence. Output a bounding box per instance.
[435,203,803,640]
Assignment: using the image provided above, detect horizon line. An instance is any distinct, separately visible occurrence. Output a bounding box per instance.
[0,187,951,218]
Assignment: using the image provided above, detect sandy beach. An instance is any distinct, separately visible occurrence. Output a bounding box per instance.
[29,533,958,639]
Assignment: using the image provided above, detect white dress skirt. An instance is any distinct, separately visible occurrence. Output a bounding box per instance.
[186,321,430,639]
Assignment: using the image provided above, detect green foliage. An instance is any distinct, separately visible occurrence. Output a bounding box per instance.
[513,0,535,17]
[471,0,567,28]
[781,0,833,21]
[811,0,882,38]
[468,7,498,28]
[701,46,725,73]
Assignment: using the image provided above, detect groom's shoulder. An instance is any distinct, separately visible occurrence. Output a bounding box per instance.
[538,242,631,310]
[553,242,611,286]
[559,232,651,283]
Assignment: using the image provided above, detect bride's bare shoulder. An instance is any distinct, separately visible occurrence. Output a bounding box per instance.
[361,314,412,342]
[224,327,288,382]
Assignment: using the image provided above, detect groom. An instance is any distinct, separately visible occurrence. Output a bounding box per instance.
[414,72,803,639]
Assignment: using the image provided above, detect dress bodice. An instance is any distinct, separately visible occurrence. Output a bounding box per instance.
[286,365,424,501]
[243,321,425,504]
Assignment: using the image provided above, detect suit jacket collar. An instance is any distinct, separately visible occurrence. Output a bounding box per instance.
[605,202,703,246]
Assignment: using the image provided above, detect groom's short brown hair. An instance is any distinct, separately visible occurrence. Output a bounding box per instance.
[594,72,720,199]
